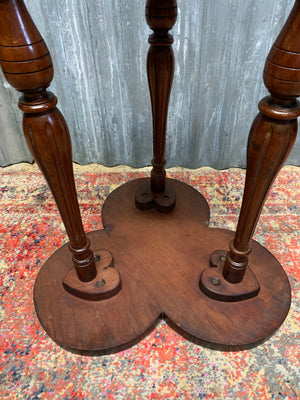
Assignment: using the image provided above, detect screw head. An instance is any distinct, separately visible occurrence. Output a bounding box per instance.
[220,256,226,263]
[95,279,105,288]
[94,255,101,262]
[210,277,221,286]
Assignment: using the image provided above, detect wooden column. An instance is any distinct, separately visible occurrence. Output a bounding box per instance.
[135,0,177,213]
[0,0,296,354]
[201,0,300,299]
[0,0,120,300]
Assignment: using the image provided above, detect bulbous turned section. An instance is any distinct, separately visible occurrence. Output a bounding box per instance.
[0,0,121,297]
[146,0,178,34]
[201,0,300,297]
[263,0,300,98]
[0,0,98,285]
[0,0,53,91]
[223,0,300,285]
[135,0,177,213]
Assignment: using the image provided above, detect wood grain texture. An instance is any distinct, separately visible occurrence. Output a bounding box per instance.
[62,250,121,301]
[0,0,299,167]
[34,179,291,354]
[135,0,177,212]
[0,0,101,283]
[146,0,177,193]
[219,0,300,283]
[0,0,295,355]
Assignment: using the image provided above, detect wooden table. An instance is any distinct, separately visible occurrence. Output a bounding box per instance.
[0,0,299,355]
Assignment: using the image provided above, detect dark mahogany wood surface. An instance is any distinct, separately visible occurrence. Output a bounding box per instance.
[0,0,297,355]
[62,250,121,301]
[208,0,300,286]
[34,179,290,354]
[135,0,177,212]
[0,0,119,288]
[147,0,177,193]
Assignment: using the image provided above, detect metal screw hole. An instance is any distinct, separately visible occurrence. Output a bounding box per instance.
[210,277,221,286]
[95,279,105,288]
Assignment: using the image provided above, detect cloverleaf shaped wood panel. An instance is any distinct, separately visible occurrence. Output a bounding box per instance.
[34,179,290,354]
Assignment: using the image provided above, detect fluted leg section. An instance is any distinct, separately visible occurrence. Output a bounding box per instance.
[0,0,120,299]
[135,0,177,213]
[223,104,298,283]
[20,93,97,282]
[201,0,300,299]
[0,0,296,354]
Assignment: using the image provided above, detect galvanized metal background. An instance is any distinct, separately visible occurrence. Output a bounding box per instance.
[0,0,299,168]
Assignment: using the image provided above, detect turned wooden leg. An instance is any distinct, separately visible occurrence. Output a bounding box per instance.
[135,0,177,213]
[201,0,300,300]
[1,0,297,355]
[0,0,121,300]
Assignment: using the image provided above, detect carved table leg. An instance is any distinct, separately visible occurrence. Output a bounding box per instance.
[199,0,299,343]
[1,0,298,354]
[0,0,121,351]
[135,0,177,213]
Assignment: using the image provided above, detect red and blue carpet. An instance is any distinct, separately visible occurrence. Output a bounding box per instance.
[0,164,299,399]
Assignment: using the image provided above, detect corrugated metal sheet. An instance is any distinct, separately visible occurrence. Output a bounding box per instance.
[0,0,299,168]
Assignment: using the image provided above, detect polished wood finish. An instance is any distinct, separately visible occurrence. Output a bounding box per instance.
[0,0,121,296]
[0,0,297,353]
[200,250,260,302]
[62,250,121,301]
[223,0,300,284]
[202,0,299,295]
[135,0,177,212]
[34,179,290,353]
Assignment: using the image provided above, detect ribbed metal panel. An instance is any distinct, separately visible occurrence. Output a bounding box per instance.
[0,0,299,167]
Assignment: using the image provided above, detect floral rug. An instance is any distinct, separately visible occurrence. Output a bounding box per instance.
[0,164,299,399]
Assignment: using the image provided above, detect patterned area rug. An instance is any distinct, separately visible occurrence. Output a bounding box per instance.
[0,164,299,399]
